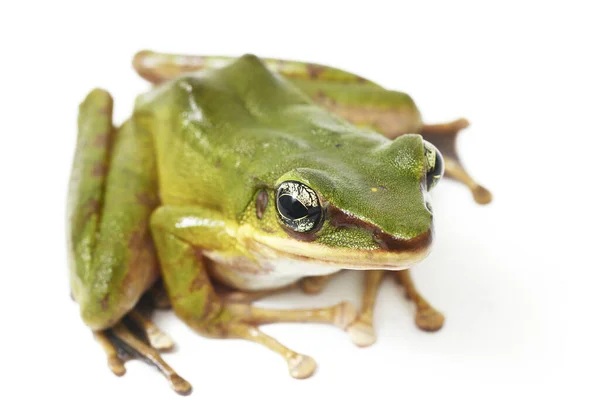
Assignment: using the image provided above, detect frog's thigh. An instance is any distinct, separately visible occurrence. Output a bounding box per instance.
[150,206,357,378]
[68,91,160,330]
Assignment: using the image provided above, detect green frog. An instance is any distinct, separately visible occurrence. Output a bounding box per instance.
[68,50,491,395]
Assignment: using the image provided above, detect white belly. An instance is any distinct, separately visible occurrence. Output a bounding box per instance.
[205,251,342,291]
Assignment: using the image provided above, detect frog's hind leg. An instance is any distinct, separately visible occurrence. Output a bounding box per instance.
[108,323,192,395]
[93,306,186,391]
[69,90,189,393]
[394,270,445,332]
[133,50,379,86]
[421,119,492,205]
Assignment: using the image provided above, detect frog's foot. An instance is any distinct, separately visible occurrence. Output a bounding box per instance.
[301,274,334,295]
[202,301,356,379]
[94,313,189,395]
[421,118,492,205]
[395,270,445,332]
[346,270,384,347]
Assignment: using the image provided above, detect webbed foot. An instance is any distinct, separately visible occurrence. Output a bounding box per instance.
[93,309,190,395]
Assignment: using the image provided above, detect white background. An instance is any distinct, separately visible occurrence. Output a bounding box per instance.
[1,1,599,399]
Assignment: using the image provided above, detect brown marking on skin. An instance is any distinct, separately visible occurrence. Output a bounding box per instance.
[311,95,422,138]
[136,192,157,207]
[328,206,432,253]
[91,161,107,177]
[93,132,111,147]
[100,106,112,117]
[100,294,110,311]
[128,230,144,250]
[87,199,100,215]
[255,190,269,219]
[189,275,207,292]
[306,63,327,79]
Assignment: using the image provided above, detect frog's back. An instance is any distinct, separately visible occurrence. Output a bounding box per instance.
[135,55,388,218]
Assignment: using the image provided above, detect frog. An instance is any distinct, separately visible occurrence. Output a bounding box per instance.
[67,50,491,395]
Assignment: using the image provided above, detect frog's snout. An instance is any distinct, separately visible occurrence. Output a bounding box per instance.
[329,205,434,255]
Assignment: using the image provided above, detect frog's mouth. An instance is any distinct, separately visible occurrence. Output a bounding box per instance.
[248,228,433,271]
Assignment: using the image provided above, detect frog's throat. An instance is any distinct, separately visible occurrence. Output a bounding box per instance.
[246,229,433,271]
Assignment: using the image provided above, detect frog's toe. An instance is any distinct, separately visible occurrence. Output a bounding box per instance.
[110,322,192,395]
[169,374,193,395]
[108,355,127,376]
[287,354,317,379]
[415,307,445,332]
[92,310,190,395]
[472,185,493,205]
[148,328,175,350]
[129,310,175,350]
[346,318,377,347]
[94,332,127,376]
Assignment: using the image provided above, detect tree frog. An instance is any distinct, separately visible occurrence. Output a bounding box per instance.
[67,50,491,395]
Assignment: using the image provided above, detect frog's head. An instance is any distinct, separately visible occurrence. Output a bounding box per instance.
[247,134,444,270]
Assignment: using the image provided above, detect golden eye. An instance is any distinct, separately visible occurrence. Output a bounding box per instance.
[424,141,444,190]
[276,181,323,233]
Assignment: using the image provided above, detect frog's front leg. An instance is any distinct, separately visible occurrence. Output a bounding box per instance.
[150,206,357,379]
[346,271,385,347]
[346,270,444,347]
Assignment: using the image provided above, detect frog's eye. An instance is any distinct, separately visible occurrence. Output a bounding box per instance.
[424,141,444,190]
[276,181,323,233]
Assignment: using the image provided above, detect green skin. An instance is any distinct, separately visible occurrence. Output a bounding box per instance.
[68,54,440,332]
